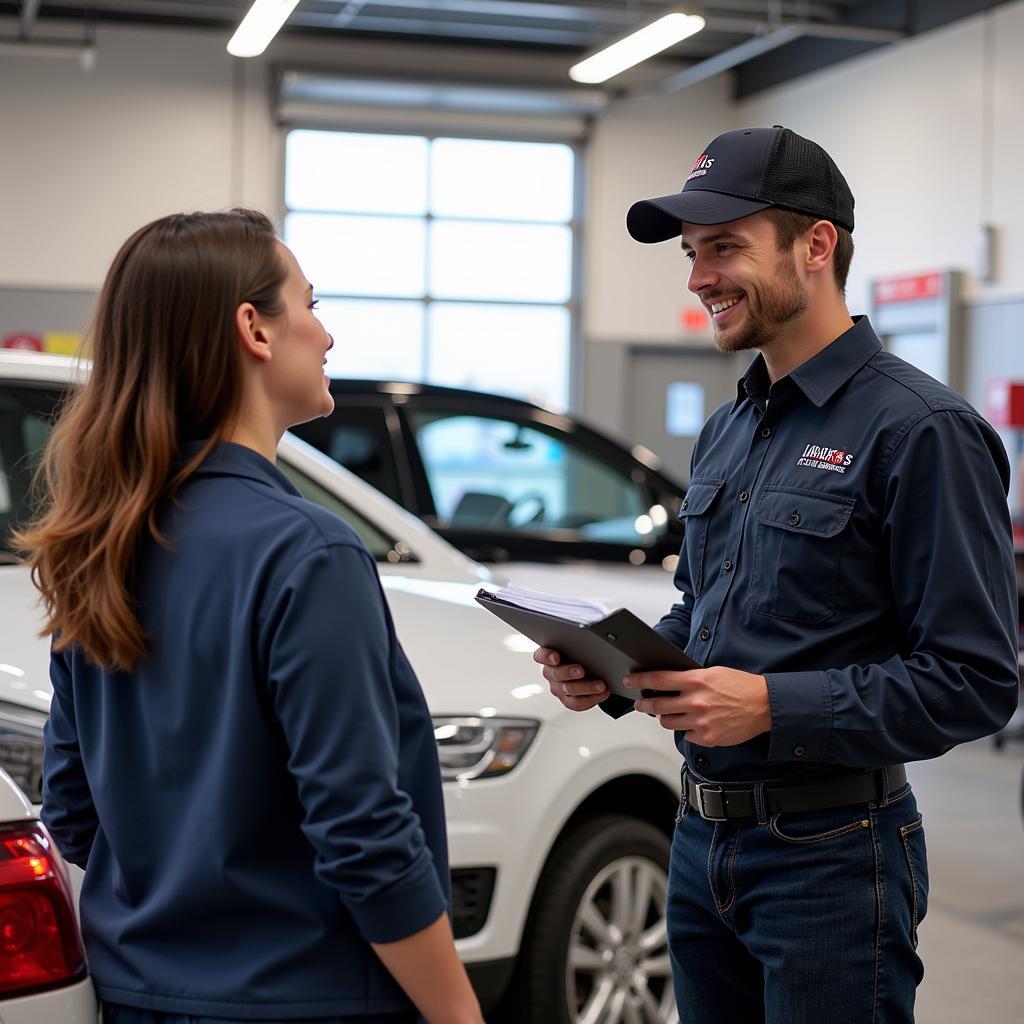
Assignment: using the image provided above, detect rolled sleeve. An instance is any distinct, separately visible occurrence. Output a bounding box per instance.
[262,543,447,944]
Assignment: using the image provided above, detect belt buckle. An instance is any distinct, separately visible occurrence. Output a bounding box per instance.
[695,782,728,822]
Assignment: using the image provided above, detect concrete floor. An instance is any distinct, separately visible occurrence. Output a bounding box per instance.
[909,736,1024,1023]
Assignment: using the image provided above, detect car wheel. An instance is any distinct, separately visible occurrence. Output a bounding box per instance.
[512,814,677,1024]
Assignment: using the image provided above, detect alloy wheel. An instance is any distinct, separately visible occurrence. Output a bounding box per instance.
[565,855,677,1024]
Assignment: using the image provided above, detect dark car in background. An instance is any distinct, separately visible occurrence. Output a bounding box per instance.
[291,380,687,569]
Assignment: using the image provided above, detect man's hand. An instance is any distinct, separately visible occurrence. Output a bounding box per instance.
[533,647,610,712]
[626,666,771,746]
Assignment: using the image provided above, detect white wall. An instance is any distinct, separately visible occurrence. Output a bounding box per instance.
[988,1,1024,302]
[583,79,734,343]
[0,24,239,290]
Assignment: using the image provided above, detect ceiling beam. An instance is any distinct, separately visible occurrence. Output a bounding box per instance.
[659,18,904,92]
[659,25,803,92]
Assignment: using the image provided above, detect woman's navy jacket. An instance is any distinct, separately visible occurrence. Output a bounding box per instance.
[42,442,449,1020]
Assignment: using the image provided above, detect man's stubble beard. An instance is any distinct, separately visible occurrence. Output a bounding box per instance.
[712,247,809,354]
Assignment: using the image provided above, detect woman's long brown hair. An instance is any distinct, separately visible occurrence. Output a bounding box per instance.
[15,209,287,671]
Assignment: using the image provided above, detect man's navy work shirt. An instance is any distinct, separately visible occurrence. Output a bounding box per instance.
[42,442,449,1020]
[609,316,1019,782]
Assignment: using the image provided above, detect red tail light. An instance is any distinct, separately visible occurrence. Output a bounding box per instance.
[0,821,87,997]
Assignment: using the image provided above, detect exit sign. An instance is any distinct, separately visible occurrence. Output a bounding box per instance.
[680,307,708,332]
[873,272,943,305]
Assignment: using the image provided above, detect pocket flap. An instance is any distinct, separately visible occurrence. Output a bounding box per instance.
[755,487,856,538]
[678,478,725,518]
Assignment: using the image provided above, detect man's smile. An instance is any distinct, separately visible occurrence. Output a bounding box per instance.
[708,295,744,323]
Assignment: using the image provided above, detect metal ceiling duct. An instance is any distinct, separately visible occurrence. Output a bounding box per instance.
[659,18,905,93]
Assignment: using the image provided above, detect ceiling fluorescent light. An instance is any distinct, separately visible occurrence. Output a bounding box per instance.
[227,0,300,58]
[569,12,705,84]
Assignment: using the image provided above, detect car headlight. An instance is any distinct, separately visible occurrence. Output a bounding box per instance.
[0,703,46,804]
[432,717,538,781]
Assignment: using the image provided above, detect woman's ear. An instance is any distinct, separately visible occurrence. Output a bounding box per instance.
[235,302,273,364]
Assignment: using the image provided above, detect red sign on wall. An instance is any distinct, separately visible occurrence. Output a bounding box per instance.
[873,273,943,305]
[985,379,1024,428]
[2,333,44,352]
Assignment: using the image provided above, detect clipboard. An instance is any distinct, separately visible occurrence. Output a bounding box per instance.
[475,589,700,699]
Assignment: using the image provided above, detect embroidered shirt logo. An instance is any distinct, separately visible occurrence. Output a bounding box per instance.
[686,153,715,183]
[797,444,854,474]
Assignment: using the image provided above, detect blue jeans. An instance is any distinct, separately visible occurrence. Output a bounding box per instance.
[102,1007,418,1024]
[668,778,928,1024]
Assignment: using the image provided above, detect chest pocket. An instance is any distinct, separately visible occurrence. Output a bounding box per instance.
[678,478,725,597]
[748,486,856,623]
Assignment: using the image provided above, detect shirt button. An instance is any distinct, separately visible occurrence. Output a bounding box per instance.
[761,427,772,439]
[723,559,733,571]
[699,627,711,641]
[739,491,749,503]
[788,512,801,526]
[695,755,708,768]
[680,498,688,510]
[793,745,806,757]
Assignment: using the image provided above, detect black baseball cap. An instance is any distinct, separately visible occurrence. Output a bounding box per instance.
[626,126,855,243]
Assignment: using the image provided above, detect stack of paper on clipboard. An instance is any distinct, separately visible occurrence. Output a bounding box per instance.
[483,582,610,625]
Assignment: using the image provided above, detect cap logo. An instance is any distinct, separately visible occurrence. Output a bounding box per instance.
[686,153,715,183]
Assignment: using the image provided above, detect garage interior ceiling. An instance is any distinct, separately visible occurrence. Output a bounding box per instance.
[0,0,1017,96]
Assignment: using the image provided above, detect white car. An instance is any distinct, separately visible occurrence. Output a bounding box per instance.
[0,352,682,1024]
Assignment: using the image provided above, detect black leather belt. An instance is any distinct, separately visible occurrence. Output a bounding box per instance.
[683,764,907,821]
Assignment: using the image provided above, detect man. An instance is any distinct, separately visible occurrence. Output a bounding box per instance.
[535,126,1020,1023]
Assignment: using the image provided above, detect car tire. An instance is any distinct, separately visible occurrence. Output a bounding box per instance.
[506,814,677,1024]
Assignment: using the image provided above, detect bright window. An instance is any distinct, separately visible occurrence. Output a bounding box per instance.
[427,303,569,410]
[286,131,429,215]
[429,221,572,303]
[285,213,426,298]
[284,130,576,410]
[316,298,425,380]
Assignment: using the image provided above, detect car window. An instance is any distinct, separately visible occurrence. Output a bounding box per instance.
[276,458,413,564]
[409,411,664,544]
[290,404,403,503]
[0,385,62,560]
[0,382,410,567]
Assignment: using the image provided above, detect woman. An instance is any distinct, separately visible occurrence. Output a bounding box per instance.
[17,210,483,1024]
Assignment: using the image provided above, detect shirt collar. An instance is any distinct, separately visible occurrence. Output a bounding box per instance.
[733,356,769,412]
[731,315,882,413]
[184,440,302,497]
